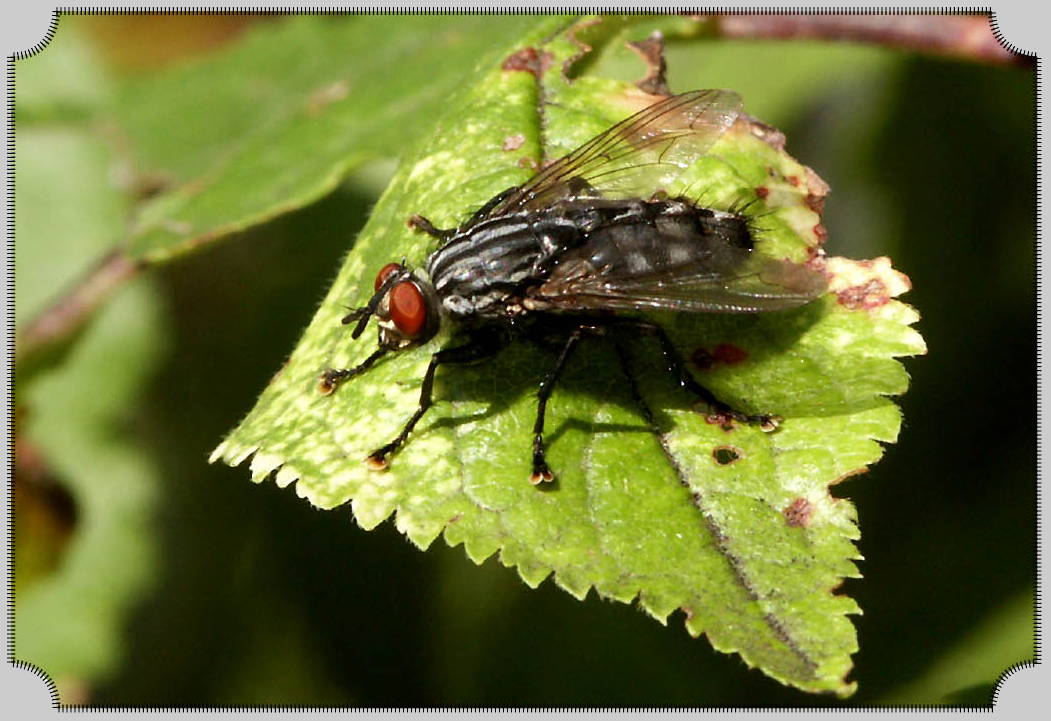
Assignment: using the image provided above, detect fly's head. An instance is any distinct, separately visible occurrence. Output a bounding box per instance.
[317,262,441,396]
[357,262,442,352]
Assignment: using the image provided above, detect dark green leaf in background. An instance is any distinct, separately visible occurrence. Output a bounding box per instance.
[14,27,166,694]
[110,14,561,262]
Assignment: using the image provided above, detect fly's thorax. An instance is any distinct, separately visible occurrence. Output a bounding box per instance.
[426,212,581,319]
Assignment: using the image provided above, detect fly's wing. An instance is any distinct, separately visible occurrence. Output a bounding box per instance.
[534,253,828,314]
[486,90,743,218]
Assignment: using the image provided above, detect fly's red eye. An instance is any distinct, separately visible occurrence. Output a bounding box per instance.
[374,262,403,292]
[389,282,426,338]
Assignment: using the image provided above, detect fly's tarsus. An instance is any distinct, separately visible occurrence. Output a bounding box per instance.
[318,347,388,395]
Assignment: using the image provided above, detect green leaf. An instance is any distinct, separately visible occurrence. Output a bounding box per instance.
[16,277,166,697]
[212,17,925,696]
[14,31,167,697]
[112,14,569,262]
[880,590,1034,704]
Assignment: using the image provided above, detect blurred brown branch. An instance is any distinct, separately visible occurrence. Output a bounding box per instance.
[709,14,1025,66]
[17,250,144,368]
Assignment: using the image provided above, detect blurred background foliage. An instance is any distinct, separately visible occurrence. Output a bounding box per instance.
[11,13,1034,706]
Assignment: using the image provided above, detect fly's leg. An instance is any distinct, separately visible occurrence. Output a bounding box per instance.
[407,214,456,241]
[615,319,779,431]
[408,186,520,240]
[531,326,589,484]
[318,347,388,395]
[367,334,505,469]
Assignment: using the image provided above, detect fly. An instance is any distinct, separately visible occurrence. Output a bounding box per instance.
[319,90,828,484]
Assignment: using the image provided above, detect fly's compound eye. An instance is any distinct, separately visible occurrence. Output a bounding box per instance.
[388,281,427,338]
[374,262,404,292]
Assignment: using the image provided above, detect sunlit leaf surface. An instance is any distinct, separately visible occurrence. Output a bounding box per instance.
[212,16,925,696]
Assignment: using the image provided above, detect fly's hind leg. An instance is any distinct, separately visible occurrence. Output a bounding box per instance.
[615,319,780,432]
[367,333,505,469]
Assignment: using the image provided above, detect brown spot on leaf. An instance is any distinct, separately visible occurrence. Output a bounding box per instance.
[813,223,828,243]
[804,167,830,212]
[784,498,814,527]
[692,343,748,370]
[703,412,736,432]
[692,347,713,370]
[517,156,540,172]
[755,186,770,199]
[786,175,800,187]
[626,32,670,96]
[742,114,786,150]
[837,278,890,310]
[501,47,553,79]
[502,133,525,152]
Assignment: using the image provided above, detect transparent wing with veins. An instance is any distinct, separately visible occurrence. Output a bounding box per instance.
[484,89,744,218]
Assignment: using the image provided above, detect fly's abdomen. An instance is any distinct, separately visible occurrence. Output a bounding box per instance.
[555,200,753,279]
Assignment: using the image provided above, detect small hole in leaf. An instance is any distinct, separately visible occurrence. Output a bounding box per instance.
[712,445,742,465]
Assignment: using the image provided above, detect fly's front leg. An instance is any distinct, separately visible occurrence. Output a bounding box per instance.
[617,319,779,432]
[367,334,505,470]
[318,347,388,395]
[530,326,589,484]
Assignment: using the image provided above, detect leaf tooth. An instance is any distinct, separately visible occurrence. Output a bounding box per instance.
[636,590,684,625]
[456,532,501,565]
[207,441,229,464]
[274,465,300,488]
[395,509,444,550]
[509,555,552,589]
[211,440,258,467]
[352,487,398,530]
[553,569,592,601]
[249,451,284,482]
